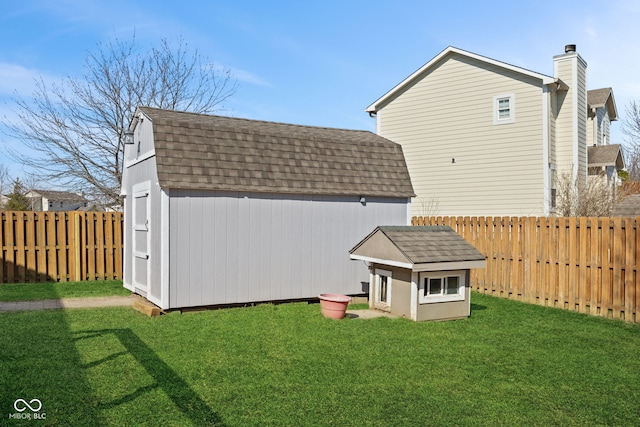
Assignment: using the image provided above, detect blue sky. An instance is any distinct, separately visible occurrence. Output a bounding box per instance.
[1,0,639,180]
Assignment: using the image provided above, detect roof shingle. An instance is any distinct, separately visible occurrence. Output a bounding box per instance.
[588,144,624,168]
[351,226,485,264]
[139,107,415,197]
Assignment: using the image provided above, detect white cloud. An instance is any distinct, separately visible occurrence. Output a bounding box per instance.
[0,63,44,96]
[0,62,63,100]
[207,63,273,88]
[230,67,273,88]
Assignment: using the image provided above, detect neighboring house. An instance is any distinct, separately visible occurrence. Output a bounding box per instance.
[120,107,414,310]
[366,44,623,217]
[26,190,88,211]
[586,88,624,187]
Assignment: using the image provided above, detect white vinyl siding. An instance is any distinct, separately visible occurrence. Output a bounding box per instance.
[376,53,546,217]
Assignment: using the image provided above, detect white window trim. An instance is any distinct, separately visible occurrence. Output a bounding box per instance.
[418,270,466,304]
[493,93,515,125]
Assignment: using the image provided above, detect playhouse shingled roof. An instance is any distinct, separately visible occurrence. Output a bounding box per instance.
[350,226,486,269]
[138,107,415,198]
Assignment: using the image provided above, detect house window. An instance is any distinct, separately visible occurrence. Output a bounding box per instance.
[419,271,466,304]
[493,94,515,124]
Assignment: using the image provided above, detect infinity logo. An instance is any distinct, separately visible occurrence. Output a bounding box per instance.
[14,399,42,412]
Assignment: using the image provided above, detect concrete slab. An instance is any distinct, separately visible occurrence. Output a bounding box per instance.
[346,309,398,319]
[0,295,134,312]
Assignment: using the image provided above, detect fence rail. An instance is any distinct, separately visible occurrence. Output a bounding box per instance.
[413,216,640,323]
[0,211,123,284]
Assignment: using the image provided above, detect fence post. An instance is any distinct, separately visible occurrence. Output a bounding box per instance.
[74,212,81,281]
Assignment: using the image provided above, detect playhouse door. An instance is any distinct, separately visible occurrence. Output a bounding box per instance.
[374,268,392,312]
[132,183,150,296]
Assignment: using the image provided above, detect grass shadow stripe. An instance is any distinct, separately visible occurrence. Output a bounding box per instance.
[76,328,226,426]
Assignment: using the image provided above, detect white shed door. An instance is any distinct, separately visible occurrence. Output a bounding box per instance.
[132,183,150,295]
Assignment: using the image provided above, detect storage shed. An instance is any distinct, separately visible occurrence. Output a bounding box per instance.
[120,107,415,309]
[349,226,486,321]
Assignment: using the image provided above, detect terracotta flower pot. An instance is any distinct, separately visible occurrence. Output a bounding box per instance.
[318,293,351,319]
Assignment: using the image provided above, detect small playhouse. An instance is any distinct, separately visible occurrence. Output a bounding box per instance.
[350,226,486,321]
[120,107,415,310]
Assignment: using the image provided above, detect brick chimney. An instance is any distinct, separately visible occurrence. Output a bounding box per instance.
[553,44,588,186]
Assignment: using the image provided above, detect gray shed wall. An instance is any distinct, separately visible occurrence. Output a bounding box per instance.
[168,190,409,308]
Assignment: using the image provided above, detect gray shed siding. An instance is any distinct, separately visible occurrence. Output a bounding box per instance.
[168,190,408,308]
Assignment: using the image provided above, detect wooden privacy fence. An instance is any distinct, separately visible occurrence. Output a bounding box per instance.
[0,211,123,284]
[413,216,640,323]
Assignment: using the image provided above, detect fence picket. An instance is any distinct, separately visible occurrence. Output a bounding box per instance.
[578,217,588,313]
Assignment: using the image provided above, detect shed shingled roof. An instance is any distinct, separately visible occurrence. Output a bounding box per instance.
[351,226,486,264]
[138,107,415,197]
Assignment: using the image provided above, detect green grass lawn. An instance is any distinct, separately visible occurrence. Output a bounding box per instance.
[1,293,639,426]
[0,280,129,301]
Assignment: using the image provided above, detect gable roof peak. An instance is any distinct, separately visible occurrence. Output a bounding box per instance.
[366,45,556,113]
[587,87,618,120]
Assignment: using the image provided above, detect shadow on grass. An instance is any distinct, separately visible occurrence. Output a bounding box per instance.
[74,328,225,426]
[471,303,487,311]
[0,309,101,424]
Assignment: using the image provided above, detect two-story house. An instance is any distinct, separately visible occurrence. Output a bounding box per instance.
[26,189,89,211]
[366,45,622,217]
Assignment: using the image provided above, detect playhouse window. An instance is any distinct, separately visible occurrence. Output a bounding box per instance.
[419,271,465,304]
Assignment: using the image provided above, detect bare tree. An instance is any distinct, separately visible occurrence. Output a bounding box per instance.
[4,35,237,208]
[0,164,9,209]
[417,196,441,217]
[556,171,618,216]
[0,164,9,194]
[622,100,640,181]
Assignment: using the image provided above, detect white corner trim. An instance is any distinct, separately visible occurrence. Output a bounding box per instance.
[542,87,551,216]
[410,272,418,321]
[160,188,170,310]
